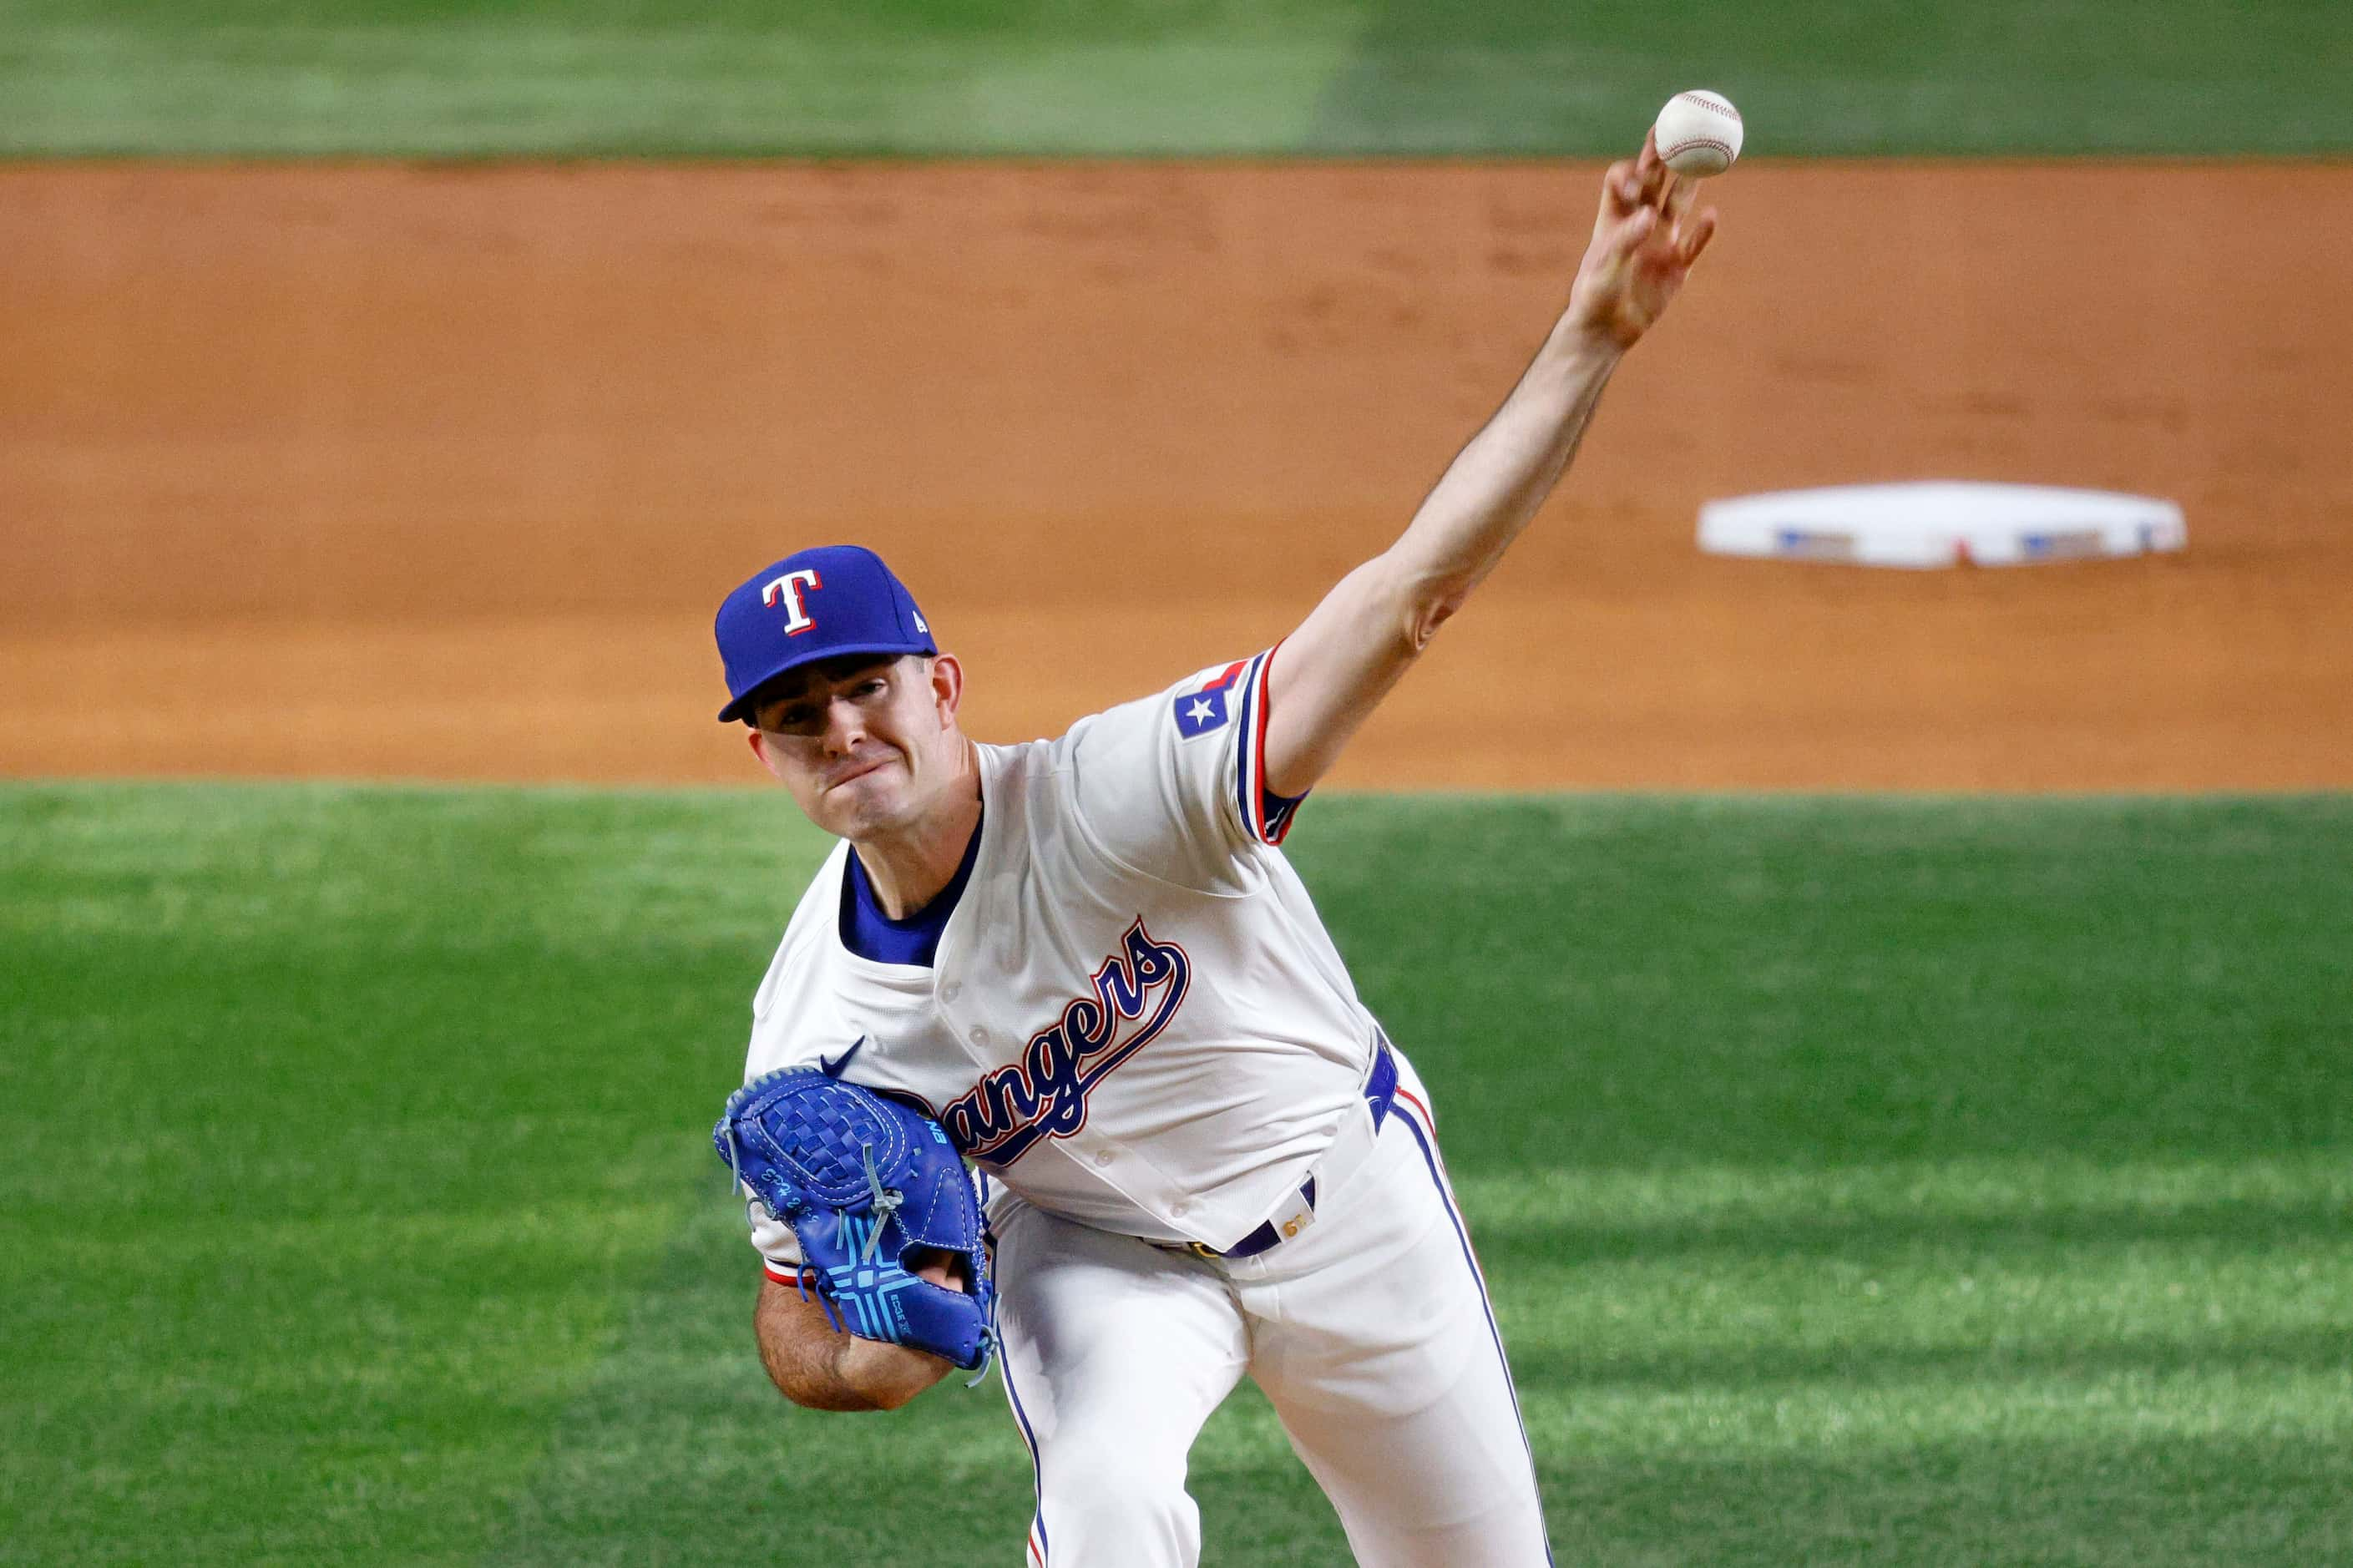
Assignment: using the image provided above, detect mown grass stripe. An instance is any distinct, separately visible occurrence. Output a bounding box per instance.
[0,0,2348,156]
[2,783,2346,1563]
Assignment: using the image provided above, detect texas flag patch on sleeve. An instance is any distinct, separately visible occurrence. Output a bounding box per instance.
[1172,660,1248,740]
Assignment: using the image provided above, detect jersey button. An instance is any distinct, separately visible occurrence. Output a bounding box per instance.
[940,982,962,1003]
[969,1026,990,1047]
[1093,1150,1115,1167]
[1171,1199,1191,1217]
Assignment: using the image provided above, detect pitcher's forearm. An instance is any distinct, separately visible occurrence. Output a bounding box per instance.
[1259,144,1715,799]
[1385,326,1622,616]
[755,1276,953,1412]
[1258,332,1620,796]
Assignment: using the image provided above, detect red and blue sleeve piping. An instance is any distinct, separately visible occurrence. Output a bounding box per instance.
[1232,645,1308,846]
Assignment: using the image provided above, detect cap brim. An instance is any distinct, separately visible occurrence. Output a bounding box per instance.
[716,640,938,723]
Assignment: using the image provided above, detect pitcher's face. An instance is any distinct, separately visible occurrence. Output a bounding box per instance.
[747,654,965,841]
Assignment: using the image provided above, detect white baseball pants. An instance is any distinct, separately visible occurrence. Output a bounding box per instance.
[989,1060,1551,1566]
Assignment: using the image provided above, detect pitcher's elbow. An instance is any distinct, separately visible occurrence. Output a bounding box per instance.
[1403,586,1470,653]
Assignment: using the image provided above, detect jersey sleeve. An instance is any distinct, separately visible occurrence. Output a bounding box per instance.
[742,928,818,1283]
[743,1187,808,1282]
[1061,646,1308,884]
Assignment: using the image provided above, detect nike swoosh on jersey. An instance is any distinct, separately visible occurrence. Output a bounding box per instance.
[818,1037,868,1078]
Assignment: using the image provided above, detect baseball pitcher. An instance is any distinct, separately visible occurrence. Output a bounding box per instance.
[710,139,1715,1565]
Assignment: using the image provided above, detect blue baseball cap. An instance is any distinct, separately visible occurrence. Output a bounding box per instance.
[713,545,937,723]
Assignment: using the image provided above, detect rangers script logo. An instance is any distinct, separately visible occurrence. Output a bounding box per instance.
[943,919,1191,1166]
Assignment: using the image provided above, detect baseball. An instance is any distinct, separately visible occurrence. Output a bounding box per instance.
[1652,89,1743,177]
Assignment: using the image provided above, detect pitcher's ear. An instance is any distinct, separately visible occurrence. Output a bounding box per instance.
[929,653,964,720]
[747,728,782,779]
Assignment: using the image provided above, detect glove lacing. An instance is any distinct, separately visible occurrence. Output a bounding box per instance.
[858,1140,906,1261]
[721,1105,994,1379]
[858,1138,999,1383]
[721,1118,747,1195]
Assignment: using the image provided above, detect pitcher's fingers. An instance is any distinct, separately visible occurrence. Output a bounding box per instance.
[1614,205,1659,257]
[1600,158,1641,219]
[1632,129,1665,200]
[1676,209,1718,267]
[1665,175,1696,226]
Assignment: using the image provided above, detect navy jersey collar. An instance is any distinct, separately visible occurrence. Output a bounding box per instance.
[838,807,983,969]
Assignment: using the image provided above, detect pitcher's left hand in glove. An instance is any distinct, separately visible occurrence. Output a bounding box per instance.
[715,1062,995,1372]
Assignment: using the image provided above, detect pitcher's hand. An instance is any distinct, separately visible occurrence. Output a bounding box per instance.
[1565,130,1718,352]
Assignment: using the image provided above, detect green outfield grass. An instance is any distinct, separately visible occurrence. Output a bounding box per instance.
[2,0,2349,156]
[3,783,2350,1565]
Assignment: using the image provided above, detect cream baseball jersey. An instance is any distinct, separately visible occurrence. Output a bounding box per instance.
[741,648,1387,1273]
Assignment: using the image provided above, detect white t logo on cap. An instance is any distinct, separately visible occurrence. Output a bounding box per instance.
[762,569,823,635]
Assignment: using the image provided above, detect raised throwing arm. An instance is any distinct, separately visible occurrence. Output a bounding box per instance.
[1260,135,1718,798]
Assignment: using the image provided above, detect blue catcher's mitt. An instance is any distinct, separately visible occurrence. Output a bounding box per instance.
[715,1062,994,1373]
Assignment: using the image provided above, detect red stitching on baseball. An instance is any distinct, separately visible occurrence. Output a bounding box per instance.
[1662,136,1735,159]
[1680,94,1742,124]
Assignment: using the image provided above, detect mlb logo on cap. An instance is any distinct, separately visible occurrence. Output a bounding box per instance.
[714,545,937,722]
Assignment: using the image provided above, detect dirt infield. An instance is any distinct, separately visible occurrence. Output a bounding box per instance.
[4,162,2348,789]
